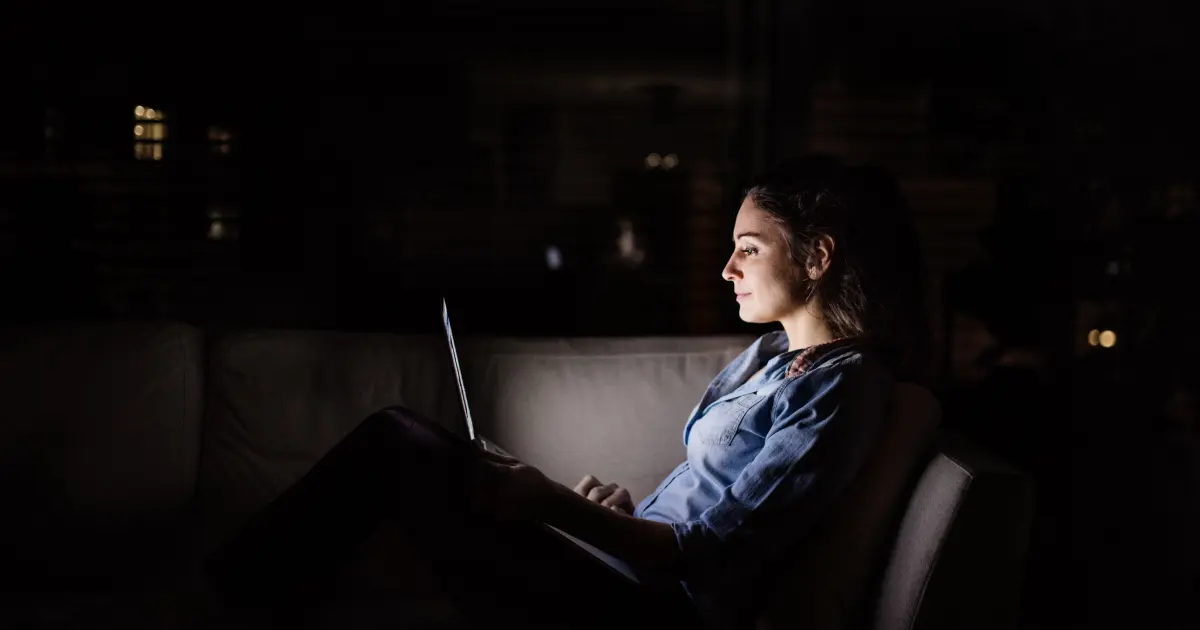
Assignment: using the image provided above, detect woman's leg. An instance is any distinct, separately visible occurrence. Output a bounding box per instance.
[203,405,483,609]
[204,405,699,627]
[408,509,699,629]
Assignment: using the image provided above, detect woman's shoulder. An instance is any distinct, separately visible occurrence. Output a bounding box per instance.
[778,342,894,399]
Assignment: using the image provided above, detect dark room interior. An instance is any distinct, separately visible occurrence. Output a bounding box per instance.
[1,1,1196,628]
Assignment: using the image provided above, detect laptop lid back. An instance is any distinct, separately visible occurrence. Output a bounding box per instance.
[442,298,476,442]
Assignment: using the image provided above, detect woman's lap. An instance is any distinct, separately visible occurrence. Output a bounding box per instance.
[204,405,696,628]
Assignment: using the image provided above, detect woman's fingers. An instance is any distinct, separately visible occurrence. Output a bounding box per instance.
[600,487,632,512]
[574,476,633,513]
[574,474,603,496]
[586,483,618,503]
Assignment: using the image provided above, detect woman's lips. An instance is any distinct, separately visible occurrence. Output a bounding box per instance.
[736,292,751,302]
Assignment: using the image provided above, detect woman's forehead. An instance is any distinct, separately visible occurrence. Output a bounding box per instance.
[733,201,782,241]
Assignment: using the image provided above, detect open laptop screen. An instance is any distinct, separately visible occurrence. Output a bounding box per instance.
[442,298,476,442]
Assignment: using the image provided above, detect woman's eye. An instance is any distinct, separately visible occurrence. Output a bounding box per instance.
[740,246,758,255]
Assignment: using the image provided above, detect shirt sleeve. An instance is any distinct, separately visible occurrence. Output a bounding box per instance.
[669,355,890,589]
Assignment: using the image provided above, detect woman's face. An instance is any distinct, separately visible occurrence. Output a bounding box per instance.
[721,198,807,324]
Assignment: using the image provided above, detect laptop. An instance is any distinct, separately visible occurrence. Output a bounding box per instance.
[440,298,643,584]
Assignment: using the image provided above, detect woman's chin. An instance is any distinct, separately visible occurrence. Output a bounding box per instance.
[737,305,772,324]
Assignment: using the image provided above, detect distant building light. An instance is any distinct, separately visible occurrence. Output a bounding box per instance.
[134,106,167,160]
[645,153,662,169]
[1099,330,1117,348]
[207,126,232,142]
[616,218,646,267]
[545,245,563,271]
[1087,329,1100,346]
[663,153,679,169]
[208,220,225,240]
[135,106,164,121]
[207,126,233,156]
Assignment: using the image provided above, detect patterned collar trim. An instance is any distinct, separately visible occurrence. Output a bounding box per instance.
[785,336,863,378]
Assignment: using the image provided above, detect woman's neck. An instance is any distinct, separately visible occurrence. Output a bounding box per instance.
[779,307,835,352]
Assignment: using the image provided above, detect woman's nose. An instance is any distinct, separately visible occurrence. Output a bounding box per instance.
[722,255,740,282]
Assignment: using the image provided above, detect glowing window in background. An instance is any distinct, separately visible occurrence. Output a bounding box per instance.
[133,105,166,161]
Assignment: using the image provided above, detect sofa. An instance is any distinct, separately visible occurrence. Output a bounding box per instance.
[0,321,1033,629]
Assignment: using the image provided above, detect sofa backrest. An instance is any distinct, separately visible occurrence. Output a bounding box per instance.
[195,329,467,552]
[0,321,204,582]
[873,435,1034,630]
[460,336,753,500]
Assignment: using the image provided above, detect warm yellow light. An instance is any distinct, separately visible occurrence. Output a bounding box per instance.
[645,153,662,168]
[134,125,144,136]
[135,105,146,117]
[663,153,679,169]
[1099,330,1117,348]
[146,108,157,119]
[1087,329,1100,346]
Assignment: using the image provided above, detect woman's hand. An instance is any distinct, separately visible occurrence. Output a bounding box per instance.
[469,449,553,522]
[573,474,635,515]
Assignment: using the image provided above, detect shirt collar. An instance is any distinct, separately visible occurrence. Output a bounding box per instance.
[785,336,861,377]
[754,330,863,378]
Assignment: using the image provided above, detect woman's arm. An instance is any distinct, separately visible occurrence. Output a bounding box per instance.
[540,479,685,577]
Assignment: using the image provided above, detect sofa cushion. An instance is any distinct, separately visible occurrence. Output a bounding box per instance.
[0,321,203,583]
[196,330,465,551]
[461,336,753,501]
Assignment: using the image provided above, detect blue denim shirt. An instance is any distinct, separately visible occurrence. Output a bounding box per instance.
[634,331,892,627]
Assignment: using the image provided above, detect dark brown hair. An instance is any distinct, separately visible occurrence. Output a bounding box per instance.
[746,155,931,382]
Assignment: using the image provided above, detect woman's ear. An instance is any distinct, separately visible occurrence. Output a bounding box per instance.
[807,234,835,280]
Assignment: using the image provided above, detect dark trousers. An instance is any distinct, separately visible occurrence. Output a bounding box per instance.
[204,406,699,629]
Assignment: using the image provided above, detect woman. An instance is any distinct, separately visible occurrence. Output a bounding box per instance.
[205,156,929,629]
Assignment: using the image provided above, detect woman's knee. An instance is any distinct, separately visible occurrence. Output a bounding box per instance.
[360,405,467,451]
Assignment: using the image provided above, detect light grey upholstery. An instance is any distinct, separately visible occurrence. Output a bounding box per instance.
[460,335,752,500]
